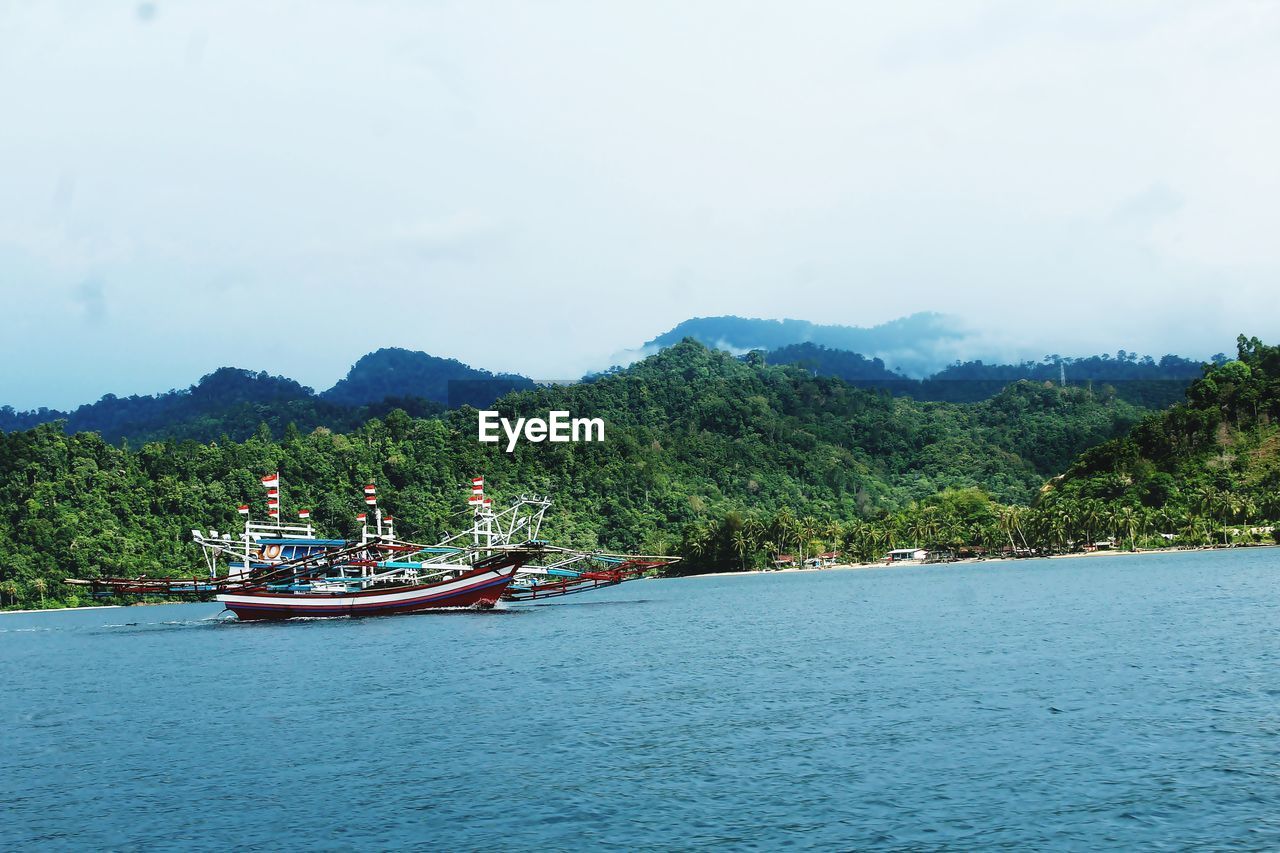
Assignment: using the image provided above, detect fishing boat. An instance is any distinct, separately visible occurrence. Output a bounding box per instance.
[216,547,531,620]
[65,474,678,617]
[203,477,551,619]
[68,476,539,619]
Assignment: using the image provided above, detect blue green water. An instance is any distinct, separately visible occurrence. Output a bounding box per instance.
[3,548,1279,850]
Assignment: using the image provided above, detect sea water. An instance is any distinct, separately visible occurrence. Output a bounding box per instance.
[2,548,1278,849]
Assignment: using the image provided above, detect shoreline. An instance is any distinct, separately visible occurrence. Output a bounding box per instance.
[5,544,1274,611]
[676,543,1278,580]
[1,604,123,615]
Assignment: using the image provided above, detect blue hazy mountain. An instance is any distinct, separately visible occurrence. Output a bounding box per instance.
[642,312,968,376]
[1,322,1212,443]
[0,349,534,444]
[764,342,1209,408]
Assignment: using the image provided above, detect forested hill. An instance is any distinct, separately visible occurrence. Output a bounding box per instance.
[322,348,532,406]
[0,348,530,444]
[766,343,1209,408]
[1041,335,1280,529]
[0,340,1148,608]
[1,327,1207,446]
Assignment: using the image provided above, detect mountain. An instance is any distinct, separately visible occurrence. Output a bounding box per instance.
[0,339,1150,607]
[643,312,969,375]
[0,366,446,446]
[322,347,533,408]
[2,321,1211,446]
[766,342,1207,408]
[0,349,532,445]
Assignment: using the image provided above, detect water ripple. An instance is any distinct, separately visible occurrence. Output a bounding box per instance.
[2,548,1279,849]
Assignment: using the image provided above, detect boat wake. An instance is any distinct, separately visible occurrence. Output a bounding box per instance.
[96,615,227,633]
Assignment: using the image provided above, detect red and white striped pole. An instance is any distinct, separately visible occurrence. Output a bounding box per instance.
[262,472,280,522]
[364,484,380,537]
[469,476,486,547]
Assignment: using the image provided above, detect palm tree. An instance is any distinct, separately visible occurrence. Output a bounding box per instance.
[905,507,939,551]
[823,520,844,558]
[684,523,713,564]
[731,530,751,572]
[770,509,799,560]
[1191,485,1225,544]
[1111,505,1141,551]
[1045,510,1069,554]
[32,578,47,607]
[1084,500,1106,545]
[761,540,780,569]
[999,506,1029,554]
[1179,513,1207,546]
[797,516,819,564]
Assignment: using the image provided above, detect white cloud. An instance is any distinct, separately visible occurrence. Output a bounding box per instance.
[0,0,1277,407]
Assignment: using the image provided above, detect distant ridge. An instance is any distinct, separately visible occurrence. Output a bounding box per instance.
[642,312,967,375]
[0,349,534,444]
[0,318,1216,443]
[322,347,532,407]
[765,342,1209,408]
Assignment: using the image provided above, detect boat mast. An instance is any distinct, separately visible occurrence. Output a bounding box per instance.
[364,482,378,576]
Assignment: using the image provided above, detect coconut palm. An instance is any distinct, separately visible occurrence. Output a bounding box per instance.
[1111,505,1141,551]
[797,516,819,564]
[731,529,751,571]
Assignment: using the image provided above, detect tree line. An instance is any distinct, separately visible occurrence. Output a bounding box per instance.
[2,337,1275,609]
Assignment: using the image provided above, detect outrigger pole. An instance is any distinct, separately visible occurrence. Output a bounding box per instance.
[64,537,548,601]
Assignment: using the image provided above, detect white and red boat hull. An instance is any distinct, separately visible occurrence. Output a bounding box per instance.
[217,563,517,620]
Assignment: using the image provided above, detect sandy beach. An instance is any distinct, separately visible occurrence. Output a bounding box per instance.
[0,604,123,615]
[677,543,1277,579]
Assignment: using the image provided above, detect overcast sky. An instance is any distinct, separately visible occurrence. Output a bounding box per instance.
[2,1,1278,408]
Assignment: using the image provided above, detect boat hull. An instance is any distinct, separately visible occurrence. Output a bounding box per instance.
[217,564,516,620]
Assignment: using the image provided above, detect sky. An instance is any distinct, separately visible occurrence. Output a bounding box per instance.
[2,1,1279,409]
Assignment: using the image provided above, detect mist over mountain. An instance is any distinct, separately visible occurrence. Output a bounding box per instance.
[765,343,1210,409]
[637,313,970,376]
[0,319,1218,444]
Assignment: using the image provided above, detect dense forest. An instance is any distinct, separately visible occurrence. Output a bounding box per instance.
[5,336,1278,609]
[1037,335,1280,547]
[2,335,1204,447]
[686,336,1280,572]
[765,342,1209,408]
[1,340,1151,608]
